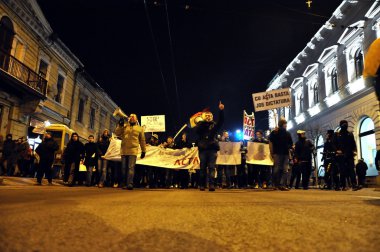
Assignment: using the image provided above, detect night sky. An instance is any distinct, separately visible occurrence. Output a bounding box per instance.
[37,0,343,137]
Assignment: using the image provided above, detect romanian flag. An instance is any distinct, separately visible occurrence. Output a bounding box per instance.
[189,112,203,128]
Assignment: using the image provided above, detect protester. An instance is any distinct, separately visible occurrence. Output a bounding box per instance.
[175,132,192,189]
[16,137,31,177]
[84,135,98,187]
[114,113,146,190]
[35,131,59,185]
[355,158,367,189]
[269,118,293,191]
[294,130,315,190]
[289,146,301,189]
[321,130,339,190]
[248,130,269,189]
[2,134,16,176]
[147,134,160,188]
[217,130,232,188]
[97,129,111,188]
[161,136,176,188]
[195,101,224,191]
[63,133,85,186]
[333,120,359,191]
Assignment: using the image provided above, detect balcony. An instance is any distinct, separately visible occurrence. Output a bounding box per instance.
[0,49,47,99]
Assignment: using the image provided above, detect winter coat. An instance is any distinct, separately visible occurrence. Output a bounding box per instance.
[63,140,85,163]
[3,139,16,159]
[333,130,357,159]
[355,160,368,176]
[97,135,110,156]
[195,110,224,152]
[294,138,314,162]
[84,142,99,166]
[269,128,293,155]
[114,122,146,156]
[36,138,59,164]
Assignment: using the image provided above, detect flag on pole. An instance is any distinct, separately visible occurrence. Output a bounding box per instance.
[243,110,255,140]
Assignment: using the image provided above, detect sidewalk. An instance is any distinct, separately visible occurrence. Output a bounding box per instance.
[0,176,64,186]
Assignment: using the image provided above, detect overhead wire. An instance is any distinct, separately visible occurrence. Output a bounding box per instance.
[163,0,182,124]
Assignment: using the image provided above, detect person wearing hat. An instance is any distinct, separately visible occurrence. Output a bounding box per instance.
[195,101,225,191]
[333,120,359,191]
[294,130,315,190]
[115,113,146,190]
[321,129,339,190]
[269,117,293,191]
[35,131,59,185]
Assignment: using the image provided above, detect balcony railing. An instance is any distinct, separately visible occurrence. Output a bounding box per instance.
[0,49,47,97]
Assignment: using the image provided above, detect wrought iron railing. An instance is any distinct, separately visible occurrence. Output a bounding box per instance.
[0,49,47,96]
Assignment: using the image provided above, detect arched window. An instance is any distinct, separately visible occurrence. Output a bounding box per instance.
[313,83,319,104]
[354,49,364,79]
[331,67,338,93]
[359,117,378,176]
[299,93,304,113]
[0,16,15,70]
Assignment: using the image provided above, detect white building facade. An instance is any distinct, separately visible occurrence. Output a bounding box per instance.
[267,0,380,181]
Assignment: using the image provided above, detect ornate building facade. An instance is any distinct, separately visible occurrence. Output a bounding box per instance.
[267,1,380,179]
[0,0,118,143]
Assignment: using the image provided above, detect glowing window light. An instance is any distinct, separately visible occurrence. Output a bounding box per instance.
[308,104,321,117]
[287,120,294,130]
[346,77,365,95]
[324,92,341,107]
[294,113,305,124]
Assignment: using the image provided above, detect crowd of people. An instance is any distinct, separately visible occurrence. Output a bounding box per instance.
[0,101,378,192]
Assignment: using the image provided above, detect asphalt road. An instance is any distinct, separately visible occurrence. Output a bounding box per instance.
[0,182,379,252]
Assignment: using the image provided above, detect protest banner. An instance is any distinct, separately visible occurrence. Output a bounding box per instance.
[103,139,243,168]
[246,142,273,165]
[243,110,255,140]
[252,88,291,112]
[141,115,165,132]
[216,142,242,165]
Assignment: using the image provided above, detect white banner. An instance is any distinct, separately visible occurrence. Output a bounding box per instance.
[252,88,291,112]
[243,111,255,140]
[103,139,243,168]
[246,142,273,166]
[216,142,242,165]
[141,115,166,132]
[103,138,199,169]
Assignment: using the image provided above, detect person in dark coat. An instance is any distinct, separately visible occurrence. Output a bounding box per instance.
[97,129,110,188]
[269,118,293,191]
[175,132,192,189]
[355,158,368,189]
[35,131,59,185]
[84,135,99,186]
[63,133,85,186]
[195,101,224,191]
[333,120,358,191]
[321,129,339,190]
[294,130,315,190]
[2,134,16,176]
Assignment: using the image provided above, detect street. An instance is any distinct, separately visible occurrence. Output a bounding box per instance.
[0,179,379,252]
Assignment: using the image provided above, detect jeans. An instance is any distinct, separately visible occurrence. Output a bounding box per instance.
[86,165,95,186]
[36,160,53,183]
[98,158,108,185]
[199,150,217,188]
[121,155,137,187]
[217,165,231,187]
[272,154,289,187]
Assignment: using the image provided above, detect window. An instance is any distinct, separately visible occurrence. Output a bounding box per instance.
[89,107,96,129]
[331,68,338,93]
[299,93,304,114]
[313,83,319,105]
[77,98,85,123]
[359,117,378,176]
[54,74,65,103]
[38,59,49,78]
[0,16,14,70]
[354,49,363,79]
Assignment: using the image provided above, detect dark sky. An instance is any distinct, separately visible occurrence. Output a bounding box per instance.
[37,0,343,136]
